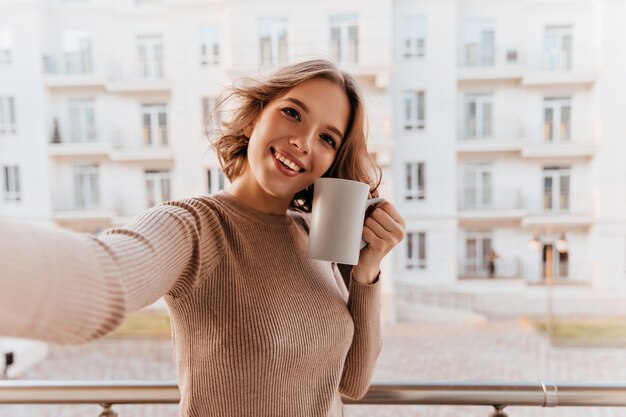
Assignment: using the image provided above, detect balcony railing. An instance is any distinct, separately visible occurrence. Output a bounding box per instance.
[458,188,524,211]
[458,45,526,69]
[525,191,592,217]
[43,55,94,75]
[1,380,625,417]
[458,257,523,279]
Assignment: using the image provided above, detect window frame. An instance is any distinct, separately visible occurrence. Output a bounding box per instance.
[141,104,168,147]
[405,162,426,201]
[145,170,171,208]
[406,231,426,270]
[137,34,164,79]
[329,14,359,64]
[2,165,20,202]
[0,96,16,135]
[73,164,100,209]
[258,17,288,67]
[199,25,220,66]
[403,90,426,131]
[403,16,427,59]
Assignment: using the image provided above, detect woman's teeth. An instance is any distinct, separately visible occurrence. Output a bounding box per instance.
[273,150,302,172]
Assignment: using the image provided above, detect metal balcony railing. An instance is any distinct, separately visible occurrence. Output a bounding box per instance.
[458,45,526,68]
[458,188,524,211]
[458,258,523,279]
[1,380,626,417]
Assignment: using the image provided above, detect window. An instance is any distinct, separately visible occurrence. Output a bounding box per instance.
[258,17,287,67]
[330,15,358,64]
[137,35,164,78]
[0,97,16,135]
[73,165,99,209]
[543,98,571,142]
[543,167,570,212]
[207,168,226,195]
[464,163,492,208]
[464,232,492,275]
[69,99,96,143]
[202,96,221,129]
[544,26,572,71]
[0,26,12,65]
[403,17,426,59]
[141,104,168,147]
[403,90,425,130]
[405,162,425,200]
[406,232,426,269]
[462,19,495,67]
[63,30,93,74]
[465,93,492,139]
[145,170,171,208]
[2,165,20,202]
[199,25,219,66]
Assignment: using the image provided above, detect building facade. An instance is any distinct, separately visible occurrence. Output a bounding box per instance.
[1,0,625,318]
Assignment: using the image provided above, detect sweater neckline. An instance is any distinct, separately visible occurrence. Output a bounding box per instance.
[214,191,293,226]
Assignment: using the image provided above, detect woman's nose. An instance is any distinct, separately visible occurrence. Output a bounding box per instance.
[289,132,313,154]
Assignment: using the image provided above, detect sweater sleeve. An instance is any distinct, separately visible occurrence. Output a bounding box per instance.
[0,199,216,345]
[338,273,382,400]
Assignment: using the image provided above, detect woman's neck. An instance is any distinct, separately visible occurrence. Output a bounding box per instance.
[226,177,291,216]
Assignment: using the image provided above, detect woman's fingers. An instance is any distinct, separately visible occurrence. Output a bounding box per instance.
[367,204,405,243]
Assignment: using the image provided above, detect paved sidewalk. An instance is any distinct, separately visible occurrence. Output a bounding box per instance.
[1,319,626,417]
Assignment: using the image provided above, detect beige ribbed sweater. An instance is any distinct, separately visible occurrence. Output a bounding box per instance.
[0,191,382,416]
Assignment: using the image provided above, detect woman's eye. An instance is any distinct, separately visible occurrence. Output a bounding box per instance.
[320,134,337,149]
[282,108,301,122]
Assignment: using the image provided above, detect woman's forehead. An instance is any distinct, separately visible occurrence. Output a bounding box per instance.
[276,78,351,133]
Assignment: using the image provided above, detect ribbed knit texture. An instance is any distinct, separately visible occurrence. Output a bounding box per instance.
[0,191,382,416]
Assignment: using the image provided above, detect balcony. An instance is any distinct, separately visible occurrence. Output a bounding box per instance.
[108,131,175,163]
[42,56,106,88]
[457,45,525,82]
[48,141,110,159]
[110,146,174,163]
[458,188,525,225]
[105,60,171,94]
[523,191,593,229]
[522,51,597,86]
[522,123,597,159]
[458,258,523,280]
[457,118,525,155]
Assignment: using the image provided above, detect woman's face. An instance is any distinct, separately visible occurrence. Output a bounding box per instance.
[241,77,351,203]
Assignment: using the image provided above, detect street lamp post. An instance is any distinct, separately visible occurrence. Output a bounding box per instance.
[529,225,567,344]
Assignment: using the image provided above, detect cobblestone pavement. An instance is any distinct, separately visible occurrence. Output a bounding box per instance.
[1,319,626,417]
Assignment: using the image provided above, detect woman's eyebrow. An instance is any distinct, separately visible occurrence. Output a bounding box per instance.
[284,97,310,113]
[283,97,345,139]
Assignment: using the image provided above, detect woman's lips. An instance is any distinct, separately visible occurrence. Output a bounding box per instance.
[271,148,301,177]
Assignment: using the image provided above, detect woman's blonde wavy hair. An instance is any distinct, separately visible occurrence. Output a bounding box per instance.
[209,59,381,213]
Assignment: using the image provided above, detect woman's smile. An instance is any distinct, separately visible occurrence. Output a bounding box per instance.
[271,147,304,177]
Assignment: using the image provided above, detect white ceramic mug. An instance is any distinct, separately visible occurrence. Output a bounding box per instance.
[308,178,385,265]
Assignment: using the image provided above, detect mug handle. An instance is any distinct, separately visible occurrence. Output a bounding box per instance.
[360,197,386,250]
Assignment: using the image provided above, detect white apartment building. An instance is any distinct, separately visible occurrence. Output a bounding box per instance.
[1,0,625,319]
[393,0,626,318]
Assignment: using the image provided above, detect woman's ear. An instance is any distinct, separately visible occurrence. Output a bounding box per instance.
[244,124,253,138]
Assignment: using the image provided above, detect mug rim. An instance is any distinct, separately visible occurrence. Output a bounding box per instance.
[314,177,369,188]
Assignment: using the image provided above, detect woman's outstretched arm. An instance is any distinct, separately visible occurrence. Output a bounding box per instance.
[0,200,209,345]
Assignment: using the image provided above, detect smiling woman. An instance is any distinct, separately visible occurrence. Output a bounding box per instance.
[212,59,380,213]
[0,59,406,417]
